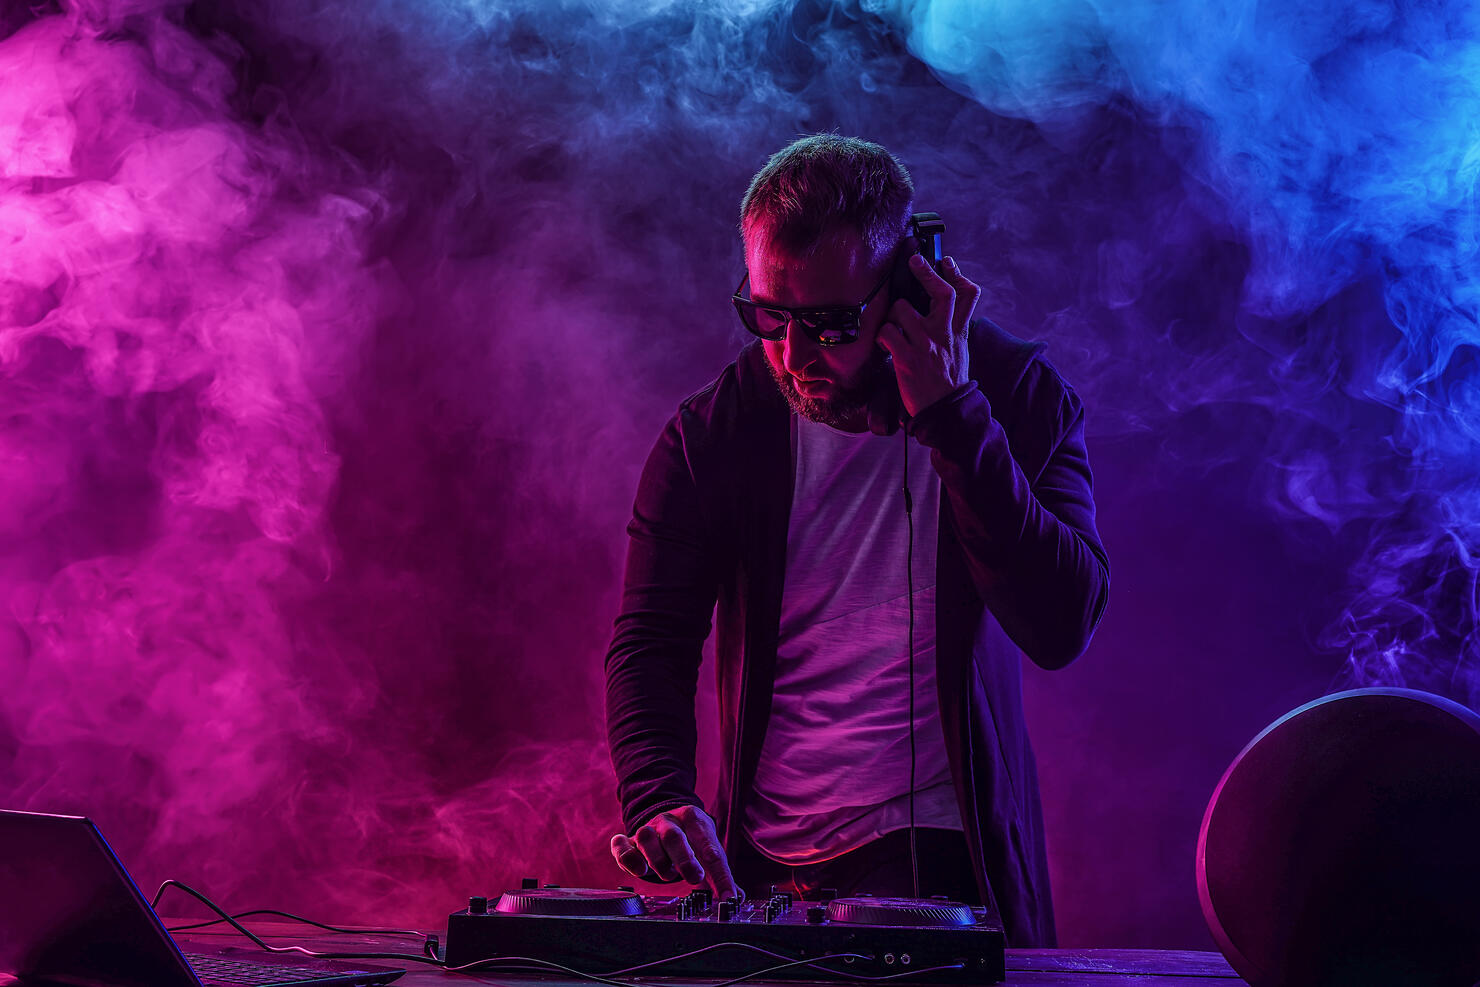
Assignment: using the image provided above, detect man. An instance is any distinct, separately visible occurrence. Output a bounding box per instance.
[604,135,1109,946]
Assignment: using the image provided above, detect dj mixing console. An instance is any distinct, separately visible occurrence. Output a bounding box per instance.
[444,882,1005,983]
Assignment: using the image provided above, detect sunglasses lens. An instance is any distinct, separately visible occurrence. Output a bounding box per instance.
[735,301,787,341]
[800,311,860,346]
[751,306,791,340]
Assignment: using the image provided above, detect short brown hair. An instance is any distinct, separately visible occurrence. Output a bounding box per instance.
[740,134,914,260]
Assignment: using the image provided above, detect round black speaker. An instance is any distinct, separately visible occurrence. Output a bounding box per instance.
[1197,688,1480,987]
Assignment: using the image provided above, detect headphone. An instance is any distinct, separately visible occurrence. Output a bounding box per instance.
[866,213,945,438]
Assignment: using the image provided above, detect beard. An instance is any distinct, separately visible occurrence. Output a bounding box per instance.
[764,347,891,431]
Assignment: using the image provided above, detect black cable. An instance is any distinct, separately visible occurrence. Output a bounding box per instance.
[454,950,868,983]
[681,952,965,987]
[164,908,427,941]
[444,954,646,984]
[149,881,444,966]
[603,940,964,981]
[800,961,968,982]
[151,884,963,987]
[604,940,841,976]
[902,430,919,900]
[454,948,968,987]
[702,953,877,987]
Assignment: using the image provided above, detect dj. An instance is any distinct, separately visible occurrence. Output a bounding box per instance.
[604,135,1109,947]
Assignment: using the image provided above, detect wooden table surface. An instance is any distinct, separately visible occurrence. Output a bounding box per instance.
[173,921,1247,986]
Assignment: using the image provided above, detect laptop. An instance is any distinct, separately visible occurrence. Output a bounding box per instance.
[0,810,406,987]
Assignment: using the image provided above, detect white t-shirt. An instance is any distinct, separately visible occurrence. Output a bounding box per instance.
[743,415,965,864]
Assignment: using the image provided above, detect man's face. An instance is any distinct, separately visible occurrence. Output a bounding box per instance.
[746,228,893,431]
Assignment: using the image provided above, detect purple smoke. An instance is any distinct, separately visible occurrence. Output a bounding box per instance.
[0,0,1473,949]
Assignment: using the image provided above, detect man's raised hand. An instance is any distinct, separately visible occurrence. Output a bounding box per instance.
[876,253,981,419]
[609,804,740,900]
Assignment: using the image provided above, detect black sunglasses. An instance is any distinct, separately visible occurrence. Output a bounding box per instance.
[731,269,891,346]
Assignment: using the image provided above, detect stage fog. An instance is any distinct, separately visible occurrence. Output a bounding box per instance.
[1,0,1475,948]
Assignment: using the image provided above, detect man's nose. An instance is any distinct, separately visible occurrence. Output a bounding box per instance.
[781,318,818,374]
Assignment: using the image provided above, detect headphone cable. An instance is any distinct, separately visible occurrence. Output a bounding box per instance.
[902,431,919,900]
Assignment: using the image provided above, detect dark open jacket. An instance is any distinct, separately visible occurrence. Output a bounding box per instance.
[605,320,1110,946]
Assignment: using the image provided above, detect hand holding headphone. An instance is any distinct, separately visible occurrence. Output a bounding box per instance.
[875,216,981,421]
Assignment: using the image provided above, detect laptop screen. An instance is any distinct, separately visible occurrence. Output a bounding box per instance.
[0,810,199,987]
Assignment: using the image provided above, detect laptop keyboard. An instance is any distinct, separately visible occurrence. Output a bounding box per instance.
[184,952,368,985]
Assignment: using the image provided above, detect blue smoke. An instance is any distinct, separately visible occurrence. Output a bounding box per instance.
[888,0,1480,703]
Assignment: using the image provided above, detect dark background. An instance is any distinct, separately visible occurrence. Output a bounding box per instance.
[0,0,1474,948]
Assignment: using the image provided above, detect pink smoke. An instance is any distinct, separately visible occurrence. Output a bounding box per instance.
[0,6,647,926]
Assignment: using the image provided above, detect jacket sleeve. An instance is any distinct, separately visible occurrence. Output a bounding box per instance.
[907,363,1110,671]
[604,411,719,834]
